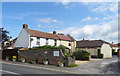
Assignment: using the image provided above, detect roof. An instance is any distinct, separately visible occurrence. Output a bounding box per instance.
[25,29,59,40]
[57,35,73,41]
[25,29,73,41]
[110,44,120,47]
[76,40,110,48]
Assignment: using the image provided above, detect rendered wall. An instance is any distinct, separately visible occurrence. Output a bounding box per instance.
[101,43,112,58]
[14,29,30,48]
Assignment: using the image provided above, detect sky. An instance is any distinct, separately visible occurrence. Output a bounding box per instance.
[2,1,119,43]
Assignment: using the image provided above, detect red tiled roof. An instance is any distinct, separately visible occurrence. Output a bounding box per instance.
[25,29,73,41]
[57,35,72,41]
[25,29,59,40]
[110,44,120,47]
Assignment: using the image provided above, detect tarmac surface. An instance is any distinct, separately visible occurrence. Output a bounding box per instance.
[0,57,119,75]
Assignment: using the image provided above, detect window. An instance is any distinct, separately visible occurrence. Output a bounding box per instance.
[37,37,40,40]
[36,42,40,45]
[68,43,71,46]
[55,40,57,46]
[46,38,48,45]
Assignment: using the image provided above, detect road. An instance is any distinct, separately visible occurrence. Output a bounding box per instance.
[1,57,119,75]
[2,63,70,75]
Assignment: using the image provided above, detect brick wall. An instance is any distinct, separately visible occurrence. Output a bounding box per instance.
[18,49,75,66]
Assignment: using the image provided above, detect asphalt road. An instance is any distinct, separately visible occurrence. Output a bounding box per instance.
[2,63,69,75]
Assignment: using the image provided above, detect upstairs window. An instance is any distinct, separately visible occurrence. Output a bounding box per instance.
[37,37,40,40]
[46,38,48,45]
[55,40,57,46]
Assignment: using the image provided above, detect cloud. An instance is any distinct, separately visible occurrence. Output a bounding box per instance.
[37,24,59,29]
[58,20,118,43]
[59,0,70,5]
[81,16,98,22]
[2,0,117,2]
[91,2,118,14]
[37,25,44,28]
[38,18,59,23]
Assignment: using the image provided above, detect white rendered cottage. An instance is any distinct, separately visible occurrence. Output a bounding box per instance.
[14,24,76,52]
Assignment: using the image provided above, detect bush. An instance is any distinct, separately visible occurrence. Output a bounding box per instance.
[98,54,103,58]
[91,55,98,58]
[32,58,37,61]
[73,50,90,60]
[44,58,48,61]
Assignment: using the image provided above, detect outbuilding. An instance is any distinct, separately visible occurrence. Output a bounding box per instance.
[76,40,112,58]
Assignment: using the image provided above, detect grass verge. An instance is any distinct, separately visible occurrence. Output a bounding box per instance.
[66,64,78,67]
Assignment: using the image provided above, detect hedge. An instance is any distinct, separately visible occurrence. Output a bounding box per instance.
[73,50,90,60]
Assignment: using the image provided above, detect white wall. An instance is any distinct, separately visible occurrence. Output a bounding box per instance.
[112,47,120,52]
[101,43,112,58]
[40,38,46,46]
[48,39,55,46]
[30,37,55,48]
[14,29,30,48]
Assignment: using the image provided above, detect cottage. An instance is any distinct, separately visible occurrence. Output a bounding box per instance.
[14,24,76,52]
[76,40,112,58]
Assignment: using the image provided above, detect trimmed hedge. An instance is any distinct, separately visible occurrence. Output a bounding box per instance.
[73,50,90,60]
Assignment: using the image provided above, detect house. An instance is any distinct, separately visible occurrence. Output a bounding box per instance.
[76,39,112,58]
[110,44,120,52]
[14,24,76,52]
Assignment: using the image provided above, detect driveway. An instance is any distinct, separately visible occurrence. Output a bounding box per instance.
[66,57,119,74]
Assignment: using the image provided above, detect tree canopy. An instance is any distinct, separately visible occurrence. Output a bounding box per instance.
[0,28,9,42]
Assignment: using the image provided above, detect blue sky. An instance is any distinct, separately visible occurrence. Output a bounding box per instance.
[2,2,118,43]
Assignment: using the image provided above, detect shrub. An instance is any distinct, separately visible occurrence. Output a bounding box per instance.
[91,55,98,58]
[58,61,64,63]
[12,56,17,59]
[98,54,103,58]
[73,50,90,60]
[44,58,48,61]
[32,58,37,61]
[6,56,10,59]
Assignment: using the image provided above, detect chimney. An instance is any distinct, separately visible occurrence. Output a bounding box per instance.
[82,38,85,41]
[23,24,28,29]
[112,42,114,44]
[53,31,57,34]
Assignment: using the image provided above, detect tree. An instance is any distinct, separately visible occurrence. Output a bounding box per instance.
[0,28,9,42]
[117,43,120,46]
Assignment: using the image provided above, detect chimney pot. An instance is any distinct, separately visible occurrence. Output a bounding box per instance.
[53,31,57,34]
[23,24,28,29]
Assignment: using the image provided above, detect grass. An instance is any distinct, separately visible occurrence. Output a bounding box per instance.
[66,64,78,67]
